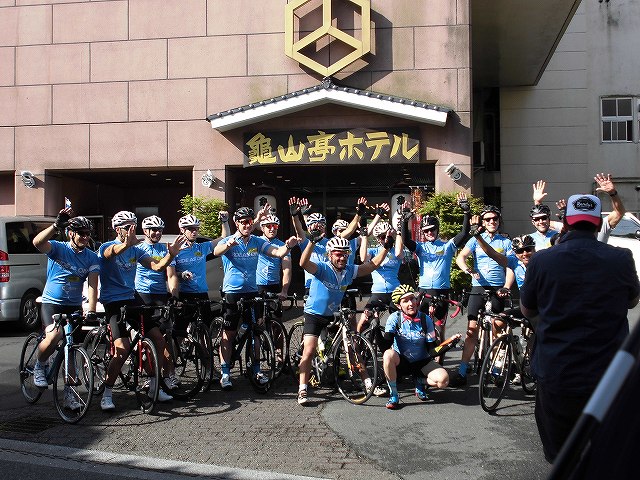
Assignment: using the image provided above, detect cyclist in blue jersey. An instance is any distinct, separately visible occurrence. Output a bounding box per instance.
[31,212,100,410]
[451,205,514,387]
[98,211,185,411]
[213,207,299,390]
[135,215,181,391]
[382,285,461,409]
[296,229,394,405]
[402,192,471,342]
[256,214,291,299]
[528,204,558,251]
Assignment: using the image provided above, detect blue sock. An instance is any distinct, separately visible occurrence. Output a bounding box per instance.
[387,380,398,397]
[459,362,468,377]
[221,363,230,376]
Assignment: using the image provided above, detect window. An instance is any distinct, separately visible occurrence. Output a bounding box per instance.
[601,97,634,142]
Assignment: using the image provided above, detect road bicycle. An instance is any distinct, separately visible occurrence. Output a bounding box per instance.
[478,313,536,412]
[253,292,297,377]
[467,290,511,375]
[417,292,463,364]
[82,305,161,413]
[210,296,276,393]
[19,311,94,423]
[288,305,378,405]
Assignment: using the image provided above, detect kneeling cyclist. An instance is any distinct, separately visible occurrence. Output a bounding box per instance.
[382,285,461,409]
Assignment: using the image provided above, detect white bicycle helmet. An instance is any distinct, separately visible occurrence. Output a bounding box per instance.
[306,213,326,227]
[372,221,391,237]
[331,219,349,235]
[111,211,137,229]
[260,215,280,227]
[142,215,165,230]
[178,214,201,228]
[326,236,351,253]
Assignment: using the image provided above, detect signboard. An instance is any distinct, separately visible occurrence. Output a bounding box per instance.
[244,128,420,166]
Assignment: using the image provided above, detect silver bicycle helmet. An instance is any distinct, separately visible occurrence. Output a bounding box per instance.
[305,213,326,227]
[260,214,280,226]
[178,214,200,228]
[326,236,351,253]
[111,211,137,229]
[142,215,165,230]
[372,221,391,237]
[331,219,349,235]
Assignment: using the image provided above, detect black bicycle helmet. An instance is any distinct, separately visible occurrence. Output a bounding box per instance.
[480,205,501,219]
[512,234,535,251]
[67,216,93,232]
[421,215,439,231]
[529,204,551,218]
[233,207,254,222]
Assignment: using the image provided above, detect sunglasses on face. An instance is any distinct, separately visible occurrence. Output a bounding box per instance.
[263,224,279,229]
[331,251,350,258]
[183,226,199,231]
[533,216,549,222]
[75,231,91,237]
[238,219,253,226]
[483,216,499,223]
[515,247,535,254]
[148,227,163,232]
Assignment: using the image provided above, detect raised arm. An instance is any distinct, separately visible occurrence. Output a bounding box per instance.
[452,192,471,247]
[265,236,298,259]
[532,180,548,206]
[337,197,367,239]
[33,208,73,254]
[400,201,416,252]
[595,173,626,229]
[357,230,394,277]
[467,218,508,268]
[140,235,186,271]
[299,227,324,275]
[103,224,140,259]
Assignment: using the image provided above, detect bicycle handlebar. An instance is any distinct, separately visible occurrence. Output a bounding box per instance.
[418,293,463,318]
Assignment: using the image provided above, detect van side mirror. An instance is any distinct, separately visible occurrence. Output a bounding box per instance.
[635,230,640,240]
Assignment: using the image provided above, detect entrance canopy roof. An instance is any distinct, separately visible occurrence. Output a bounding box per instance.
[207,79,450,132]
[472,0,582,87]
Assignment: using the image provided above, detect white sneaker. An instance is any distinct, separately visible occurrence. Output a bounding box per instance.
[155,389,173,402]
[297,389,308,405]
[63,386,82,411]
[100,396,115,411]
[256,372,270,385]
[33,364,48,388]
[220,374,232,390]
[373,386,387,397]
[364,377,373,392]
[511,373,522,385]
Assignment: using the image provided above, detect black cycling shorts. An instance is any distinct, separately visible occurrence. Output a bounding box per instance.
[396,354,442,378]
[303,312,333,337]
[467,286,505,320]
[418,288,450,321]
[104,297,148,341]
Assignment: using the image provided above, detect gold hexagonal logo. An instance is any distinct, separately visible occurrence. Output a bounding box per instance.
[285,0,371,77]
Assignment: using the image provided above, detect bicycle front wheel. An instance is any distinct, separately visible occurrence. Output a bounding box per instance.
[286,321,304,378]
[196,321,214,392]
[53,346,94,424]
[268,319,287,378]
[82,326,110,395]
[133,338,159,414]
[19,332,44,404]
[520,330,537,394]
[167,334,206,400]
[479,335,512,412]
[245,329,275,393]
[333,333,377,405]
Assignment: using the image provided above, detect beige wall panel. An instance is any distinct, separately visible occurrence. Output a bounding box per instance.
[0,1,16,7]
[554,32,586,52]
[414,26,470,69]
[17,0,83,4]
[129,0,206,39]
[456,0,470,25]
[501,145,588,166]
[53,82,128,124]
[207,0,285,35]
[91,40,166,82]
[287,74,328,92]
[168,36,247,79]
[372,69,457,110]
[0,85,50,126]
[502,126,587,147]
[501,88,586,110]
[16,43,90,85]
[535,70,587,90]
[53,1,127,43]
[372,0,456,27]
[0,48,14,86]
[90,122,167,168]
[457,68,471,112]
[501,107,588,128]
[360,26,413,73]
[0,127,14,169]
[129,79,206,121]
[545,52,586,71]
[207,76,288,115]
[15,178,45,215]
[248,33,301,76]
[0,5,52,47]
[565,11,586,32]
[15,124,89,169]
[168,120,228,168]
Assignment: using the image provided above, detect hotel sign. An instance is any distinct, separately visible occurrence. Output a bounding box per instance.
[244,128,420,166]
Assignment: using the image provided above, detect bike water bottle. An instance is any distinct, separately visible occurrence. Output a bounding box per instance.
[237,321,248,339]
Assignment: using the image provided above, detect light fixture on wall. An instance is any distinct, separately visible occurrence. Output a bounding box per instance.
[20,171,36,188]
[201,169,215,188]
[445,163,463,182]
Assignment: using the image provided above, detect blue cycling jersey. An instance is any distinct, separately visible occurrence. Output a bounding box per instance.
[367,246,401,293]
[529,229,558,251]
[220,235,270,293]
[99,240,150,304]
[385,310,437,362]
[507,256,527,290]
[465,233,513,287]
[174,241,213,294]
[41,241,100,305]
[256,236,289,286]
[304,262,358,316]
[299,237,329,288]
[135,241,176,295]
[414,239,457,289]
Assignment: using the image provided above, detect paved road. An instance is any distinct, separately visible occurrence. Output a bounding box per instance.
[5,300,636,479]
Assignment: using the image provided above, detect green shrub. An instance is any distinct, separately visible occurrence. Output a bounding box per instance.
[179,195,228,239]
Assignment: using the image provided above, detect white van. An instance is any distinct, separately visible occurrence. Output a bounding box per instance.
[0,216,58,329]
[603,212,640,275]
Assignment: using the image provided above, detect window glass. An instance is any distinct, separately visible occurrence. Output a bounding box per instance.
[5,222,37,254]
[602,98,617,117]
[618,98,632,116]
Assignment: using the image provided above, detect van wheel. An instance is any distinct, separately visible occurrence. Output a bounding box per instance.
[20,292,41,331]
